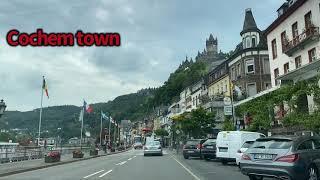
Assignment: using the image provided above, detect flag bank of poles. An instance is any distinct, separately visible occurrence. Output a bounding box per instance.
[37,76,119,147]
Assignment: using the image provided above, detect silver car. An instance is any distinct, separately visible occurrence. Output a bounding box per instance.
[240,135,320,180]
[144,141,163,156]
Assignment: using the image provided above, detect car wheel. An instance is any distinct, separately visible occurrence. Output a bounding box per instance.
[249,175,263,180]
[183,155,189,159]
[307,165,318,180]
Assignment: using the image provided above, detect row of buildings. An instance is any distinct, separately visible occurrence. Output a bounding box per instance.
[154,0,320,136]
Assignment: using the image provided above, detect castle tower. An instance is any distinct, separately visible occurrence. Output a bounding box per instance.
[206,34,218,55]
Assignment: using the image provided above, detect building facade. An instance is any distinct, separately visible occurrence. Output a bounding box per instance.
[228,9,271,100]
[265,0,320,113]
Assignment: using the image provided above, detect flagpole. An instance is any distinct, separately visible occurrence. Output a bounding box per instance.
[37,76,44,146]
[108,117,111,145]
[100,111,103,146]
[80,107,84,150]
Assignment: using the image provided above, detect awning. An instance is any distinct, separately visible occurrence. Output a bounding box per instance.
[277,59,320,82]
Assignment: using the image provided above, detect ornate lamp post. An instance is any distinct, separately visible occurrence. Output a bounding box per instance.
[0,99,7,118]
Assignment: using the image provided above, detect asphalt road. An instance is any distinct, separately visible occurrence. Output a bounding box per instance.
[0,149,255,180]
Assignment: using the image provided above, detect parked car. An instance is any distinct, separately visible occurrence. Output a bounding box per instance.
[182,139,207,159]
[236,140,255,166]
[201,138,217,160]
[240,135,320,180]
[144,141,163,156]
[216,131,265,165]
[133,142,143,149]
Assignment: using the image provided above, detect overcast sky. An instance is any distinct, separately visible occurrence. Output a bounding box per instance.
[0,0,284,111]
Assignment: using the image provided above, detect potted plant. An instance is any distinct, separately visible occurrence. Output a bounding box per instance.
[45,151,61,163]
[72,149,84,158]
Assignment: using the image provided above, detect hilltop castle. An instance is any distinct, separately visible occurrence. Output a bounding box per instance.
[195,34,225,70]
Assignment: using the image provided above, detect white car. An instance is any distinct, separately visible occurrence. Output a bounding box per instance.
[235,140,255,166]
[144,141,163,156]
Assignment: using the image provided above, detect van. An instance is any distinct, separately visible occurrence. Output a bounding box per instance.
[216,131,265,165]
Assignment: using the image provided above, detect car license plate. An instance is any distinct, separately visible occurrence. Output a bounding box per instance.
[206,146,213,149]
[188,150,194,153]
[254,154,274,160]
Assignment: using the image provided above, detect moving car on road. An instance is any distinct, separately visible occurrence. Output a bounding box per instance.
[144,141,163,156]
[240,135,320,180]
[182,139,207,159]
[201,138,217,160]
[236,141,255,166]
[216,131,265,165]
[133,142,143,149]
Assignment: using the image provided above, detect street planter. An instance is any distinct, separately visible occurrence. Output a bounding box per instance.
[89,149,98,156]
[45,151,61,163]
[72,150,84,158]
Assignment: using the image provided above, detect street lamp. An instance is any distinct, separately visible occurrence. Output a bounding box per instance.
[0,99,7,118]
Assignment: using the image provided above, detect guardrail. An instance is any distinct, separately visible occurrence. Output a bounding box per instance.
[0,146,90,164]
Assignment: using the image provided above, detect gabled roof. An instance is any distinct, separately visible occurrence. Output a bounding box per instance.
[240,8,260,35]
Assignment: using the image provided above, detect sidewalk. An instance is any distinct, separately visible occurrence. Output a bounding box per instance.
[0,149,130,177]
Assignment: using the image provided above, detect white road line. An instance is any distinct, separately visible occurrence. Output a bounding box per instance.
[99,170,112,178]
[83,170,104,179]
[133,155,137,158]
[171,156,201,180]
[128,158,132,161]
[116,161,127,165]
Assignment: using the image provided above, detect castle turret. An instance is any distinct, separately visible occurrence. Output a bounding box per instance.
[206,33,218,55]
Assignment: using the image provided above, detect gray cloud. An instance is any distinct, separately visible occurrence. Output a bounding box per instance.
[0,0,284,111]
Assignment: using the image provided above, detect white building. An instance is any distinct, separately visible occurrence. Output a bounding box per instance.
[265,0,320,112]
[190,80,204,110]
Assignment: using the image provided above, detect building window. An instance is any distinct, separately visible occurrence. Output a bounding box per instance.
[263,58,270,74]
[231,67,236,80]
[295,56,302,68]
[237,63,241,77]
[305,11,312,28]
[284,63,289,74]
[272,39,277,59]
[281,31,287,52]
[193,97,195,105]
[274,68,279,85]
[246,59,255,74]
[252,37,256,47]
[308,48,316,62]
[292,22,298,39]
[246,36,251,48]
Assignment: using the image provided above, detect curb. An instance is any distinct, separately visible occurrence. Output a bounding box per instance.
[0,148,132,177]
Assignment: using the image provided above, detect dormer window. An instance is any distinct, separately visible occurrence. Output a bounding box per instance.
[252,36,256,47]
[246,36,251,48]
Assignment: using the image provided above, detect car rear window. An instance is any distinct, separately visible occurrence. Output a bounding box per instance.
[203,139,216,145]
[186,140,199,145]
[241,141,254,148]
[147,141,160,146]
[252,139,293,149]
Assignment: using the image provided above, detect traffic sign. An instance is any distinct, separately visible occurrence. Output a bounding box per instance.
[223,97,231,105]
[224,105,233,115]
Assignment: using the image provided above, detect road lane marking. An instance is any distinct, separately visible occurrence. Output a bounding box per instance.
[99,170,112,178]
[128,158,132,161]
[133,155,137,158]
[171,156,201,180]
[116,161,127,165]
[83,170,104,179]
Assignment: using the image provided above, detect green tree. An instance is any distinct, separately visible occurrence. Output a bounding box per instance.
[154,129,169,137]
[0,132,15,142]
[180,108,215,138]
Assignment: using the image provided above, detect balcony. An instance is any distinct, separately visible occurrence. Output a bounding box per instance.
[283,26,320,56]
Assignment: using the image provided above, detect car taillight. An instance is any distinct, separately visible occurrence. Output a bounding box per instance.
[275,154,299,163]
[237,149,242,153]
[241,154,251,160]
[197,144,202,149]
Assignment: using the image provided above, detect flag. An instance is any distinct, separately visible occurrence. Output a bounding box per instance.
[78,108,84,122]
[83,100,93,113]
[109,116,115,124]
[101,111,108,120]
[42,77,49,98]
